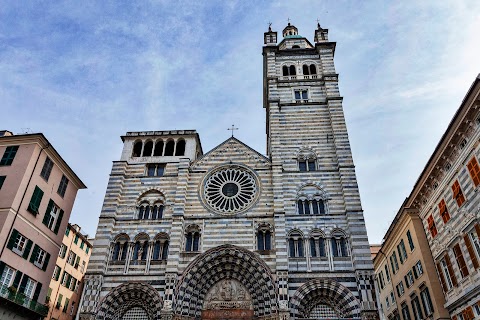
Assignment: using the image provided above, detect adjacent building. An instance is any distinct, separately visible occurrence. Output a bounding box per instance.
[373,205,448,320]
[404,76,480,318]
[78,23,378,320]
[46,223,92,320]
[0,132,86,319]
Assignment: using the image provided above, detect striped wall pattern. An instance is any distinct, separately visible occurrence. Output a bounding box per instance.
[79,27,378,320]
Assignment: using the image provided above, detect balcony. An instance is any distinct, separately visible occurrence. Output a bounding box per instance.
[0,284,48,317]
[280,74,319,81]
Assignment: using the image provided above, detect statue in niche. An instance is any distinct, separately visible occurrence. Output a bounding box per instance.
[221,280,233,300]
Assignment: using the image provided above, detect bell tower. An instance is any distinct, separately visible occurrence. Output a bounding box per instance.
[263,22,379,320]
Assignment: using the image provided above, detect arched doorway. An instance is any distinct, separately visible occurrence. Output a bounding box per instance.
[96,282,162,320]
[290,279,361,319]
[174,245,278,320]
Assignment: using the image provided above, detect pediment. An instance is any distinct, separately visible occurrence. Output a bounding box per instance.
[191,137,270,171]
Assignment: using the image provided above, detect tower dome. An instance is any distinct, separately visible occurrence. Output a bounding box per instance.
[282,22,300,38]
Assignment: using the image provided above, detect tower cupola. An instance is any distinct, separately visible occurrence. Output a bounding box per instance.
[282,22,299,38]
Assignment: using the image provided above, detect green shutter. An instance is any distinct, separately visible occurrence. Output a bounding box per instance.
[12,271,23,289]
[57,293,63,308]
[63,297,70,312]
[30,244,40,263]
[32,283,42,302]
[53,209,64,234]
[86,246,90,254]
[0,261,5,276]
[28,186,44,215]
[22,239,33,259]
[18,275,28,294]
[55,267,61,281]
[65,227,70,236]
[42,199,54,226]
[42,252,51,271]
[75,256,80,268]
[74,234,79,244]
[6,229,18,250]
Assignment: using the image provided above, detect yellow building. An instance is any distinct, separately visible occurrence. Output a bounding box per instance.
[373,206,449,320]
[46,223,92,319]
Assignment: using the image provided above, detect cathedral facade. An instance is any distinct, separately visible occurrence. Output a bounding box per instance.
[78,23,378,320]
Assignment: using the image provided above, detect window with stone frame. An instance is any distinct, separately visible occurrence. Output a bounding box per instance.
[42,199,64,233]
[427,215,438,238]
[146,163,166,177]
[465,225,480,269]
[112,234,130,261]
[185,225,201,252]
[396,281,405,297]
[452,180,466,207]
[438,199,450,223]
[413,260,423,278]
[52,265,61,281]
[331,232,348,257]
[467,157,480,187]
[411,295,423,320]
[401,302,412,320]
[153,238,169,261]
[0,264,16,288]
[390,252,399,274]
[406,230,415,251]
[131,234,149,264]
[437,254,457,292]
[453,243,469,278]
[404,270,414,288]
[385,264,390,282]
[288,231,304,258]
[294,89,308,103]
[420,285,434,317]
[257,224,272,251]
[297,199,325,215]
[397,239,408,264]
[30,244,50,270]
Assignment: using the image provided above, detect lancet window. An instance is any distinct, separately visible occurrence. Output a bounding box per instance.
[309,231,326,257]
[135,190,166,220]
[153,234,169,261]
[111,234,129,261]
[331,231,349,257]
[288,230,304,258]
[185,225,201,252]
[257,224,272,251]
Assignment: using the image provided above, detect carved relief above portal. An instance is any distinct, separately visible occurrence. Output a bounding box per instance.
[203,279,253,310]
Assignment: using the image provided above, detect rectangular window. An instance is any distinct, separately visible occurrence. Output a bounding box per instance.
[405,270,414,288]
[80,240,85,249]
[34,248,46,268]
[0,146,19,166]
[40,157,54,181]
[414,260,424,277]
[467,157,480,187]
[406,230,415,251]
[453,243,469,277]
[390,291,395,303]
[427,214,438,238]
[13,232,27,255]
[411,295,423,320]
[147,164,165,177]
[67,251,77,266]
[52,265,61,280]
[397,239,407,263]
[438,199,450,223]
[57,175,69,197]
[23,277,36,299]
[294,89,309,103]
[440,255,457,290]
[59,244,67,258]
[0,176,5,189]
[45,201,60,230]
[466,226,480,268]
[30,244,50,270]
[65,227,70,237]
[462,306,475,320]
[27,186,44,215]
[0,265,15,287]
[56,293,63,309]
[379,271,385,289]
[401,303,412,320]
[74,234,79,244]
[86,246,90,254]
[452,180,466,207]
[63,297,70,312]
[61,272,69,286]
[420,286,434,316]
[386,296,390,309]
[396,281,405,297]
[385,265,390,282]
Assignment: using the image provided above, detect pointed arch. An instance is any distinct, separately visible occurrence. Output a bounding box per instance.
[174,245,278,318]
[289,279,360,319]
[96,282,162,320]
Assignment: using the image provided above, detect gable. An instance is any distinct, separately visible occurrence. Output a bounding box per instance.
[191,137,271,171]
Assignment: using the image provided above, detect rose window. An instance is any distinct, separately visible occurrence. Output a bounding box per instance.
[203,166,258,214]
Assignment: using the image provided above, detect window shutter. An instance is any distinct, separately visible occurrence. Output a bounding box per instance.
[32,282,42,302]
[0,261,5,276]
[22,239,33,259]
[42,252,51,271]
[444,254,458,286]
[42,199,54,226]
[436,262,447,293]
[6,229,18,250]
[18,275,29,294]
[453,244,469,277]
[463,235,479,269]
[475,224,480,238]
[12,271,23,289]
[30,244,40,263]
[412,266,418,279]
[55,267,61,281]
[53,209,64,234]
[75,256,80,268]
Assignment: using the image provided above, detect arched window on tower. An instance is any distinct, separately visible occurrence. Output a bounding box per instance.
[302,65,310,75]
[288,230,304,258]
[132,234,149,265]
[142,140,153,157]
[282,66,289,76]
[296,184,328,216]
[175,139,186,156]
[297,149,317,172]
[289,65,296,76]
[135,190,166,220]
[257,224,272,251]
[132,141,142,157]
[309,230,326,257]
[310,64,317,75]
[111,234,129,262]
[331,231,349,257]
[164,140,175,156]
[154,140,164,156]
[153,234,169,261]
[185,225,201,252]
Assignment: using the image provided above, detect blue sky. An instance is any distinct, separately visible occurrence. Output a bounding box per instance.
[1,1,479,243]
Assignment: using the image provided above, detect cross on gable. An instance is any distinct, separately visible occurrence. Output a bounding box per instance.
[228,124,239,137]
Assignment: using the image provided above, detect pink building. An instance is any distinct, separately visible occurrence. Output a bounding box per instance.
[0,131,86,319]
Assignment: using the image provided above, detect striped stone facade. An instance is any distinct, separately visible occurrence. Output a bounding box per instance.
[404,75,480,319]
[78,23,378,320]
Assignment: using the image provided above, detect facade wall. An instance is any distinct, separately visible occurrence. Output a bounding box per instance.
[405,76,480,319]
[0,134,86,318]
[47,223,92,320]
[373,211,448,320]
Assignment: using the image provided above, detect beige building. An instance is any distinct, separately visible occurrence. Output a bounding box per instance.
[46,223,92,320]
[373,206,449,320]
[0,131,86,319]
[403,75,480,318]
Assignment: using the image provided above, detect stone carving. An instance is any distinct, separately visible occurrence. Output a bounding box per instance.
[204,279,253,310]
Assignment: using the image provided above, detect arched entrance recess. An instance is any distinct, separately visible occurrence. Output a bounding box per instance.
[289,279,361,319]
[174,245,278,319]
[96,282,163,320]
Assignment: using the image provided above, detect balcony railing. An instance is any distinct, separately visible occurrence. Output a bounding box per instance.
[280,74,319,81]
[0,284,48,316]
